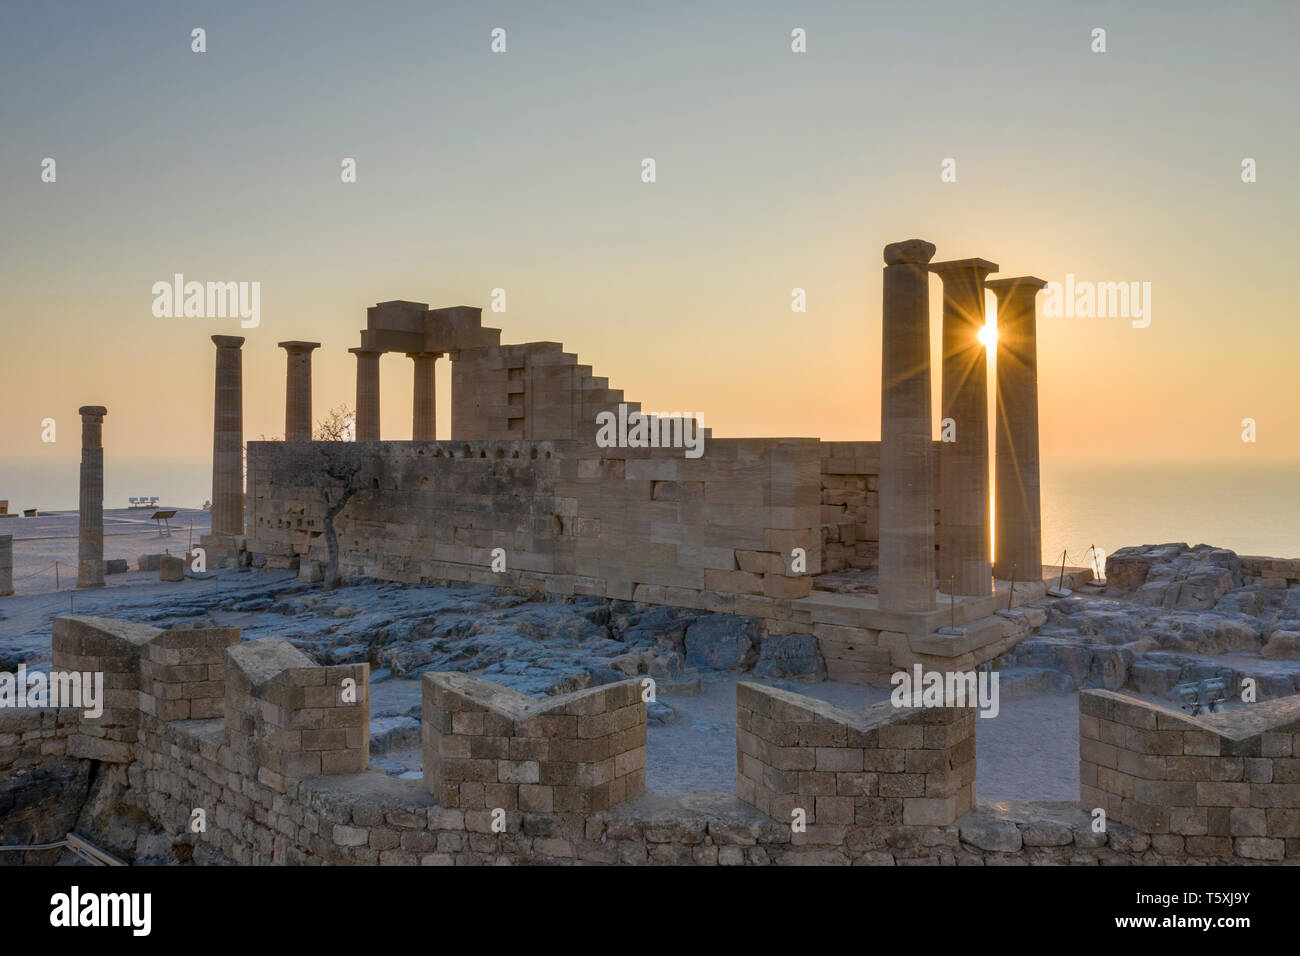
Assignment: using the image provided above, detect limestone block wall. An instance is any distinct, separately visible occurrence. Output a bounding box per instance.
[736,682,975,831]
[818,441,943,575]
[245,436,821,609]
[140,626,239,722]
[820,442,880,573]
[422,673,645,814]
[51,616,158,762]
[1079,689,1300,862]
[225,638,370,791]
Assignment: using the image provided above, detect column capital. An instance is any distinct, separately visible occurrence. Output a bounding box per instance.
[279,340,321,354]
[78,405,108,419]
[883,239,937,266]
[404,351,444,360]
[349,346,384,357]
[930,257,999,276]
[985,276,1048,296]
[212,335,246,349]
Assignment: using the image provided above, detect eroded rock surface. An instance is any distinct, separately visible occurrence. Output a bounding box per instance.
[996,543,1300,703]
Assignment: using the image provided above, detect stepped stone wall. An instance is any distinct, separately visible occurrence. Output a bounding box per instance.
[451,342,638,443]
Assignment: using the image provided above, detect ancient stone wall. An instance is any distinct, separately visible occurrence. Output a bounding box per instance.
[246,437,821,608]
[451,342,634,443]
[225,638,370,789]
[0,708,86,865]
[422,673,645,814]
[11,616,1297,865]
[140,626,238,722]
[818,441,944,575]
[1079,689,1300,861]
[819,442,881,573]
[52,616,156,762]
[736,682,975,829]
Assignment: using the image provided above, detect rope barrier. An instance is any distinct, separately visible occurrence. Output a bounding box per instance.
[9,562,58,582]
[0,839,69,852]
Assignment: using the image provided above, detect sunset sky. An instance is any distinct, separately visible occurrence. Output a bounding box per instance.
[3,0,1298,474]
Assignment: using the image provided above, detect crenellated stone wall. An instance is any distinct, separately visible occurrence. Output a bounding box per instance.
[52,616,157,762]
[140,626,238,722]
[225,638,370,789]
[1079,689,1300,861]
[7,615,1299,865]
[422,673,645,814]
[736,682,975,829]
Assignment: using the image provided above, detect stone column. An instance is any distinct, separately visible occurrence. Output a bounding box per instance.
[279,341,320,442]
[879,239,938,612]
[408,352,439,441]
[211,336,245,536]
[931,258,997,596]
[987,277,1048,582]
[0,534,14,597]
[76,405,107,588]
[350,347,382,441]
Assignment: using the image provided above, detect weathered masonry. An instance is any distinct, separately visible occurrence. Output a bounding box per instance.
[5,616,1298,865]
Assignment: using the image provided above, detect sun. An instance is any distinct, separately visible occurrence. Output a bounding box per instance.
[977,323,998,348]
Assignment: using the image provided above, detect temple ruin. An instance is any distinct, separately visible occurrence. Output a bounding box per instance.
[235,240,1070,679]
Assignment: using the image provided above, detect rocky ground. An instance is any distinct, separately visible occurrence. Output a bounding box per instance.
[3,542,1298,811]
[994,543,1300,703]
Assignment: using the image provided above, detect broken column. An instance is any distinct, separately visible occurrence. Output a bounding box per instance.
[350,347,382,441]
[407,352,438,441]
[0,534,13,596]
[211,336,245,536]
[879,239,938,612]
[930,258,997,596]
[986,277,1047,583]
[76,405,108,588]
[279,341,320,442]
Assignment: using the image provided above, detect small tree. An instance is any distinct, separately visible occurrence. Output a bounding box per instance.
[315,405,356,442]
[317,448,370,589]
[275,441,373,590]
